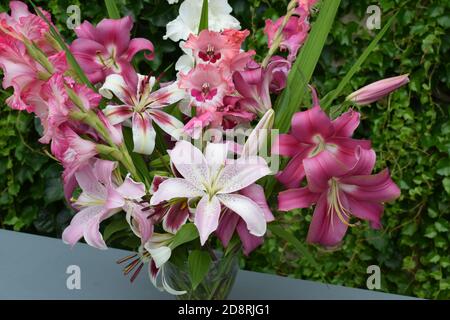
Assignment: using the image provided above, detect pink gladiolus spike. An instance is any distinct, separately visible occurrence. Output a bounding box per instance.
[346,74,410,105]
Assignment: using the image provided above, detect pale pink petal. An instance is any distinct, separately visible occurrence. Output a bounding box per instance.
[103,105,134,125]
[195,195,221,245]
[168,140,209,188]
[116,174,146,200]
[147,109,183,140]
[217,194,267,237]
[216,156,271,194]
[150,178,204,206]
[132,112,156,155]
[204,142,228,178]
[278,187,319,211]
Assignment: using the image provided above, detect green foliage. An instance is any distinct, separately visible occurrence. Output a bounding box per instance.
[0,0,448,299]
[188,250,212,290]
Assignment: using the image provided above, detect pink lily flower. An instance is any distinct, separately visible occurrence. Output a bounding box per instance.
[178,63,233,110]
[150,140,271,245]
[216,184,274,255]
[264,13,310,62]
[70,16,154,84]
[278,147,401,246]
[99,73,185,155]
[233,57,290,115]
[62,158,152,249]
[149,175,192,234]
[346,74,410,105]
[272,87,371,188]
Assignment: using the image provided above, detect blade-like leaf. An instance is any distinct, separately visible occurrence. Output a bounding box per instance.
[28,0,95,90]
[104,0,121,19]
[188,250,212,290]
[321,12,399,110]
[170,223,199,250]
[269,224,318,267]
[274,0,341,133]
[198,0,209,33]
[122,127,152,187]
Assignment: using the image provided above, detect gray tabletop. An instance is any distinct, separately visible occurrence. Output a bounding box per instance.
[0,229,413,300]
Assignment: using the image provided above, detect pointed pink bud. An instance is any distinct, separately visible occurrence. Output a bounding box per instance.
[346,74,409,105]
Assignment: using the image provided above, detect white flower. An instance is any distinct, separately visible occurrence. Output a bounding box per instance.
[164,0,241,42]
[167,0,179,4]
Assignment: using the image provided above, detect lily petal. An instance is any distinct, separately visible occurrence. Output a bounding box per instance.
[150,178,204,205]
[195,195,221,245]
[216,156,271,194]
[132,112,156,155]
[147,109,184,140]
[278,187,319,211]
[217,194,267,237]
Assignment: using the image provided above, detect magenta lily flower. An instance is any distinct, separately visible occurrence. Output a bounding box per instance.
[346,74,410,105]
[99,73,185,155]
[278,147,401,246]
[272,87,371,188]
[62,158,152,249]
[70,16,154,84]
[150,140,271,245]
[216,184,274,255]
[233,57,290,115]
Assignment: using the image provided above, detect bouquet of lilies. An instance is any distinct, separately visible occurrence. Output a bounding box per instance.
[0,0,408,297]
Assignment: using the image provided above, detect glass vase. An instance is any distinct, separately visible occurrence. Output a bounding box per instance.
[165,251,239,300]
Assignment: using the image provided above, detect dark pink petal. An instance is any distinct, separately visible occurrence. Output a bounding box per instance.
[340,169,401,202]
[344,195,384,229]
[276,149,310,188]
[125,38,155,61]
[236,219,264,256]
[74,20,97,40]
[332,109,361,137]
[216,209,240,248]
[95,16,133,53]
[163,202,190,234]
[271,133,302,157]
[278,187,319,211]
[306,193,348,246]
[291,106,334,143]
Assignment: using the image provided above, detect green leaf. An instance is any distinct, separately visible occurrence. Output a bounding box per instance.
[170,223,199,250]
[321,11,399,109]
[198,0,208,33]
[104,0,121,19]
[274,0,341,133]
[28,1,95,90]
[188,250,212,290]
[103,218,129,241]
[122,127,151,187]
[269,224,318,267]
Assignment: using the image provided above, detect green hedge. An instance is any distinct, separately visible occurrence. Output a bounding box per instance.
[0,0,448,299]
